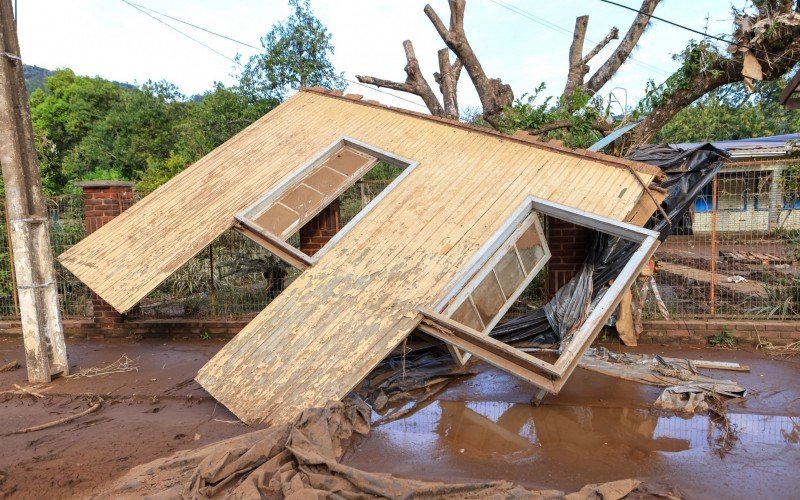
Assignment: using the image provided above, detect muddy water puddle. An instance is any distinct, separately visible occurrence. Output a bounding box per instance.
[346,400,800,498]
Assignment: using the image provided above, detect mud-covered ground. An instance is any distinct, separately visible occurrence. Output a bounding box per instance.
[0,336,798,499]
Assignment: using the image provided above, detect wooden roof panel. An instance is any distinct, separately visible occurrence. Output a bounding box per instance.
[58,90,660,424]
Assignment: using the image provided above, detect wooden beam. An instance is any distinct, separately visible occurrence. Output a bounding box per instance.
[778,69,800,107]
[234,218,313,271]
[419,308,561,380]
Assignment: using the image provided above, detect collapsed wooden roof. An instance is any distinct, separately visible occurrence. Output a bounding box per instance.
[60,88,663,424]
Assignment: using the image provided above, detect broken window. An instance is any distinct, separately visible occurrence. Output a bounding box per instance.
[234,137,416,269]
[443,210,549,334]
[419,196,660,397]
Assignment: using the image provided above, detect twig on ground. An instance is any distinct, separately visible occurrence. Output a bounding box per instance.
[213,418,247,425]
[66,354,139,378]
[12,383,44,398]
[4,401,102,436]
[756,333,800,357]
[0,360,19,372]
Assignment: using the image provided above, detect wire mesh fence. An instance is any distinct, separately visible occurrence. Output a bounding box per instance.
[0,166,797,322]
[0,195,92,319]
[647,165,800,320]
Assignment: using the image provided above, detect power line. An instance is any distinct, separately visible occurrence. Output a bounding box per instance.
[487,0,671,77]
[119,0,430,110]
[121,0,241,66]
[598,0,800,65]
[124,1,264,52]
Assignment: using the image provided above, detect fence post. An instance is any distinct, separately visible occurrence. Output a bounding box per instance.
[709,175,717,317]
[75,181,134,331]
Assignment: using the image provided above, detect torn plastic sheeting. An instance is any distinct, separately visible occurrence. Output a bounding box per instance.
[492,143,728,344]
[101,398,673,499]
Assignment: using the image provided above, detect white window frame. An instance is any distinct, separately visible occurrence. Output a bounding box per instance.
[234,137,418,269]
[419,196,660,395]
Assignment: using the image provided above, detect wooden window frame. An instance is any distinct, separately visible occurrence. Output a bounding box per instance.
[233,137,418,269]
[418,196,660,395]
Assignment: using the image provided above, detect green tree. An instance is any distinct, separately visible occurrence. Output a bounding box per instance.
[177,82,278,161]
[62,80,188,181]
[29,69,124,191]
[654,76,800,143]
[239,0,345,101]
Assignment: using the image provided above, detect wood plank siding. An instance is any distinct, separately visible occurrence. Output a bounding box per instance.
[59,89,660,424]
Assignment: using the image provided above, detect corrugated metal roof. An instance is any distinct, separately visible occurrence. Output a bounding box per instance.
[673,133,800,158]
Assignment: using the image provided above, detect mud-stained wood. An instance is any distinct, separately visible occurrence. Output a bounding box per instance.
[58,90,659,425]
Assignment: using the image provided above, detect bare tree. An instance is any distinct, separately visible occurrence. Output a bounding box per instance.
[562,16,619,100]
[357,40,446,117]
[357,0,512,125]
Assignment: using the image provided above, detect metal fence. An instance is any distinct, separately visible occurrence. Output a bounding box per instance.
[647,165,800,320]
[0,196,92,320]
[0,167,797,322]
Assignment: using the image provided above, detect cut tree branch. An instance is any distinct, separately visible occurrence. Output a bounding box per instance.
[585,0,660,94]
[434,49,462,119]
[356,40,444,116]
[528,119,613,136]
[563,16,619,100]
[424,0,513,126]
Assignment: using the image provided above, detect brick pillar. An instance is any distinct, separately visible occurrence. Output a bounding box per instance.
[75,181,135,329]
[546,217,591,299]
[299,200,341,256]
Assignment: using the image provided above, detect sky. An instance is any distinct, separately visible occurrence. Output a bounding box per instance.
[18,0,746,113]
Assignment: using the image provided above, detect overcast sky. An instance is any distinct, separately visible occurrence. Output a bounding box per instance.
[18,0,744,113]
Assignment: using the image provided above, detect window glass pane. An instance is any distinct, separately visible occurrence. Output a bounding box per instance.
[254,203,298,236]
[281,184,325,219]
[450,300,484,331]
[304,166,348,195]
[327,148,373,176]
[470,272,506,325]
[516,227,546,273]
[494,248,525,298]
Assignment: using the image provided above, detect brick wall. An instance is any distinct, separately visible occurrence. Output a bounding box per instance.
[637,319,800,344]
[545,217,591,298]
[299,200,341,256]
[75,181,135,330]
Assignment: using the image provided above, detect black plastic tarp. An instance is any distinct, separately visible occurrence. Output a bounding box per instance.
[491,143,728,344]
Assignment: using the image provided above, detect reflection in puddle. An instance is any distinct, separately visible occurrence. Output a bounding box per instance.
[377,400,800,462]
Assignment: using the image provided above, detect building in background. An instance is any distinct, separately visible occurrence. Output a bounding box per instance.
[675,134,800,233]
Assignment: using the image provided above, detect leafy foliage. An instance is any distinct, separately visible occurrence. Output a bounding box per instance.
[497,83,609,148]
[239,0,345,101]
[136,152,188,193]
[655,76,800,143]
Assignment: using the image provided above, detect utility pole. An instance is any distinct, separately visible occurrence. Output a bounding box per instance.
[0,0,67,382]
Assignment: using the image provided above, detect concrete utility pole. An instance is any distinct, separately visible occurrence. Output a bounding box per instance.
[0,0,68,382]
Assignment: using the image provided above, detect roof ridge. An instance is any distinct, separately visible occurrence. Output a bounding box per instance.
[299,87,664,180]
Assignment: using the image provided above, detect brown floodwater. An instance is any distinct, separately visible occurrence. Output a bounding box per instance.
[342,344,800,498]
[346,389,800,499]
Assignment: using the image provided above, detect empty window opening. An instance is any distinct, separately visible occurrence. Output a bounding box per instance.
[129,229,298,319]
[234,137,416,269]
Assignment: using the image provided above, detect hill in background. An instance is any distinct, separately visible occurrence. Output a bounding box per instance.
[23,64,53,92]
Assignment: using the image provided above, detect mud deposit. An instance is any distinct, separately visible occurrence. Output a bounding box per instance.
[345,345,800,499]
[1,337,799,499]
